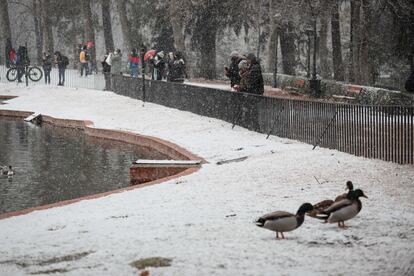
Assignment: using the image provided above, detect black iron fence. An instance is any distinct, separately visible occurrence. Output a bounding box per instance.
[113,75,414,164]
[0,65,104,90]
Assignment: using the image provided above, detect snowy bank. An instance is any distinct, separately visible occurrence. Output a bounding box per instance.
[0,83,413,276]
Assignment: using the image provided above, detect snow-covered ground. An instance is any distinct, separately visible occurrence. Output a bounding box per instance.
[0,83,413,276]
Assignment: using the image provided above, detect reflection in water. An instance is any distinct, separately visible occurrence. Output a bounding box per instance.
[0,118,169,214]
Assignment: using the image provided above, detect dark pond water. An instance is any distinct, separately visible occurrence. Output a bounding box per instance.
[0,117,169,214]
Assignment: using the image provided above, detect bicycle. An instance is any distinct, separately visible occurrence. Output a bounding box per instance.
[6,64,43,82]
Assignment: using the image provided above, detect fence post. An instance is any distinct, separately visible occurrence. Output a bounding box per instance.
[25,42,28,87]
[313,108,338,150]
[141,46,146,106]
[266,105,285,139]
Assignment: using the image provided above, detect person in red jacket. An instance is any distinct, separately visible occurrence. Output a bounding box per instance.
[129,48,140,77]
[8,48,16,66]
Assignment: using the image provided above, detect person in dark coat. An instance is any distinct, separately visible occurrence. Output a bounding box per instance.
[101,49,112,91]
[234,59,249,92]
[406,71,414,93]
[5,38,12,68]
[406,56,414,93]
[150,51,166,80]
[241,53,264,131]
[42,52,53,84]
[54,51,68,86]
[167,51,186,83]
[245,53,264,95]
[16,46,29,83]
[225,51,243,89]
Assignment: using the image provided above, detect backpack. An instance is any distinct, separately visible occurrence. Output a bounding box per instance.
[85,51,91,61]
[62,56,69,66]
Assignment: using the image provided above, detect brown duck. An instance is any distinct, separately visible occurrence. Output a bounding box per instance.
[307,181,354,217]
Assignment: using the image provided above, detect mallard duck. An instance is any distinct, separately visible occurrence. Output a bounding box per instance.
[255,203,314,239]
[1,166,7,175]
[307,181,355,217]
[314,189,368,228]
[334,181,354,201]
[7,166,14,177]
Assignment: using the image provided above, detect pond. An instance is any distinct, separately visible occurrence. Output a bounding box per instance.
[0,117,169,215]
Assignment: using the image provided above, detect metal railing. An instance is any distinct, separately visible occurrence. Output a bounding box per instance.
[0,65,104,90]
[111,75,414,165]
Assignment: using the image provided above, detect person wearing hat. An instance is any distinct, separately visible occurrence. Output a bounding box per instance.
[234,59,249,92]
[152,51,166,80]
[225,51,243,90]
[111,49,123,75]
[245,53,264,95]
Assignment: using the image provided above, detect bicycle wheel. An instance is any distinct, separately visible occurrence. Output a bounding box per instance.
[28,66,43,82]
[6,68,18,82]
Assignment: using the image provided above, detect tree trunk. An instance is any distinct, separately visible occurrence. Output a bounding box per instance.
[0,0,12,65]
[40,0,54,54]
[279,23,296,75]
[33,0,43,63]
[82,0,96,62]
[169,0,187,53]
[359,0,373,85]
[117,0,133,52]
[101,0,114,51]
[267,0,276,72]
[331,0,344,81]
[319,5,330,79]
[199,27,217,79]
[350,0,361,83]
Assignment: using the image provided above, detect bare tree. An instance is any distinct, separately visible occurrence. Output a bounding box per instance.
[331,0,344,81]
[279,22,296,75]
[117,0,133,52]
[349,0,361,83]
[101,0,114,51]
[33,0,43,62]
[168,0,190,53]
[267,0,278,72]
[40,0,54,54]
[0,0,12,64]
[319,4,330,79]
[82,0,96,61]
[359,0,373,84]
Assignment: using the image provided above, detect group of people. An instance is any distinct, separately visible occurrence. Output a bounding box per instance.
[148,50,186,83]
[101,48,123,91]
[78,43,97,77]
[41,51,69,86]
[6,45,69,86]
[225,51,264,95]
[99,47,187,91]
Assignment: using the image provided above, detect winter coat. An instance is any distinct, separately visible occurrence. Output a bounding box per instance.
[56,55,68,69]
[79,50,87,63]
[9,49,16,65]
[111,53,123,74]
[129,55,140,69]
[405,71,414,93]
[42,55,53,71]
[152,56,166,80]
[16,46,29,66]
[168,59,185,82]
[225,57,242,87]
[238,69,249,92]
[101,54,111,73]
[246,63,264,95]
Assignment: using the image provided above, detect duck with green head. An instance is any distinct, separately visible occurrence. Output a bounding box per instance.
[314,189,368,228]
[255,203,314,239]
[307,181,355,218]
